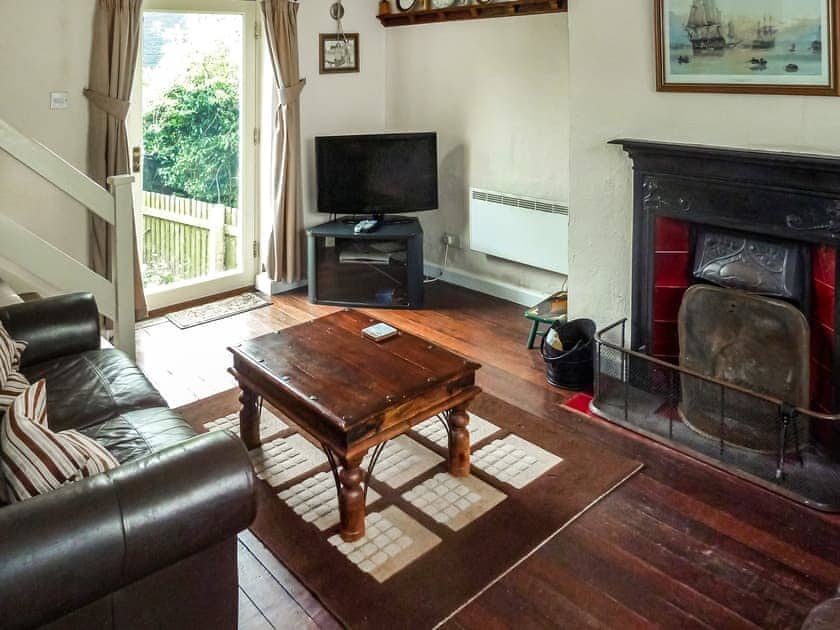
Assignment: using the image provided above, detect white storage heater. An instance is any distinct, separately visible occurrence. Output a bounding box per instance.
[468,188,569,274]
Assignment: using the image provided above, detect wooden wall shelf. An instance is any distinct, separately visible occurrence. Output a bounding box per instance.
[377,0,567,28]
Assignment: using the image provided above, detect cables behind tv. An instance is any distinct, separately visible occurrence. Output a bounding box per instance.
[424,242,448,284]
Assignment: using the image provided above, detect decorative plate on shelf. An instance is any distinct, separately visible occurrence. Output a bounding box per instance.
[396,0,416,11]
[430,0,456,8]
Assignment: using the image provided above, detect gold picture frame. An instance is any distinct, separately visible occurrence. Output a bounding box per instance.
[655,0,839,95]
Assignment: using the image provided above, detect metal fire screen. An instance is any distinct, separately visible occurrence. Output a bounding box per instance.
[593,319,840,512]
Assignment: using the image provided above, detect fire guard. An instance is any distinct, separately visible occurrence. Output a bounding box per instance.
[593,319,840,512]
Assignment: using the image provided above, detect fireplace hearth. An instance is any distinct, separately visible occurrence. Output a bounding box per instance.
[591,140,840,511]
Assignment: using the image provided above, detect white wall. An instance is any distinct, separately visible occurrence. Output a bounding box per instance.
[0,1,95,263]
[567,0,840,324]
[297,0,387,229]
[385,15,570,297]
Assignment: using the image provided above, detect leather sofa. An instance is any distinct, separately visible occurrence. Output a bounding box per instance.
[0,293,256,630]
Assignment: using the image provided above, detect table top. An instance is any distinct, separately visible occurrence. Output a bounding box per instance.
[229,309,480,434]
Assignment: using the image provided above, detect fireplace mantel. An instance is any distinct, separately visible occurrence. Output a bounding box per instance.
[611,139,840,247]
[612,139,840,414]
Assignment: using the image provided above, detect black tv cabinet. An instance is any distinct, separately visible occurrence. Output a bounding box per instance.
[307,219,424,309]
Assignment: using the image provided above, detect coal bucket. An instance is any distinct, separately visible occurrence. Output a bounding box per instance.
[540,318,596,391]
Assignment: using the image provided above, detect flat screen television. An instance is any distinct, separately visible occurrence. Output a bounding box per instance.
[315,132,438,217]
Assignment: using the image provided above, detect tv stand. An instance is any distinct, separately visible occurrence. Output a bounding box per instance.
[338,214,416,226]
[307,218,424,309]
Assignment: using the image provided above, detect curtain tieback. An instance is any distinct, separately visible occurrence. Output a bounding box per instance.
[83,88,131,121]
[277,79,306,106]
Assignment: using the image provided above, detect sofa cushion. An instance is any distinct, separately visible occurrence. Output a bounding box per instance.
[21,349,167,432]
[80,407,197,464]
[0,371,29,416]
[0,322,16,388]
[0,372,29,506]
[1,380,119,502]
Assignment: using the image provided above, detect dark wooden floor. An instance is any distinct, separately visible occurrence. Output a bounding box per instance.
[136,283,840,629]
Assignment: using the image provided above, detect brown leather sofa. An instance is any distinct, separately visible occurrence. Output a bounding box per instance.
[0,293,256,630]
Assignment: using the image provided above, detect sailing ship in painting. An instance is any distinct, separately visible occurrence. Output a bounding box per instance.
[752,16,777,49]
[684,0,743,54]
[811,25,822,54]
[685,0,726,53]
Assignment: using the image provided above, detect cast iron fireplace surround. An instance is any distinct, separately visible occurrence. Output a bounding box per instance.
[590,140,840,510]
[611,138,840,406]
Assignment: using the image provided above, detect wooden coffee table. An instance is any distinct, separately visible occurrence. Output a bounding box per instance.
[228,309,481,542]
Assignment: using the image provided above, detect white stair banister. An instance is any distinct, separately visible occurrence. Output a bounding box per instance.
[0,116,137,358]
[108,174,136,358]
[0,119,114,224]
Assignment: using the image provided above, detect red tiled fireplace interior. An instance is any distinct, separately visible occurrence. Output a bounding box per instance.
[652,217,836,416]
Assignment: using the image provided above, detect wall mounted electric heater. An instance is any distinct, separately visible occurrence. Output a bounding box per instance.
[468,188,569,274]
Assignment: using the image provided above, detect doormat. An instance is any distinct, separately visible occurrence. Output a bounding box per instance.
[177,389,642,629]
[165,292,271,329]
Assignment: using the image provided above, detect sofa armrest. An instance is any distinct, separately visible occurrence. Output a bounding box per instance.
[0,292,101,367]
[0,431,256,630]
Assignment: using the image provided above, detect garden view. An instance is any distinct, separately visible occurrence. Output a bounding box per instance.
[140,12,243,288]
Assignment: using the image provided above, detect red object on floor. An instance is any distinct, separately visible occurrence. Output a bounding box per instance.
[564,392,594,416]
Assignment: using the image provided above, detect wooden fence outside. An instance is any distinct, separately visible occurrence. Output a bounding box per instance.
[140,191,240,284]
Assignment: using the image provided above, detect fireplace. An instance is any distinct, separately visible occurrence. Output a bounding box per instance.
[591,140,840,511]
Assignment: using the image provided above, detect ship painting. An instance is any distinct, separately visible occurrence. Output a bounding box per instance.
[662,0,830,91]
[685,0,727,53]
[752,16,777,49]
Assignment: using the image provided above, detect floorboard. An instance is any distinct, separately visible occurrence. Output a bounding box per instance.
[136,282,840,629]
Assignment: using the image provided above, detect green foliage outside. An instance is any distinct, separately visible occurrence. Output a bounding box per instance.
[143,52,240,208]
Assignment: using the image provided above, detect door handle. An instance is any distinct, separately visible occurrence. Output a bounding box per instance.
[132,146,141,174]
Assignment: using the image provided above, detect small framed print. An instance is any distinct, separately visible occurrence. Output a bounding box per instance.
[319,33,359,74]
[655,0,839,96]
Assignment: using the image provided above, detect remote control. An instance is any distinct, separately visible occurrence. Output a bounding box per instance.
[354,219,381,234]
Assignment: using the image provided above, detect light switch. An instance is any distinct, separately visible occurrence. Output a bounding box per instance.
[50,91,69,110]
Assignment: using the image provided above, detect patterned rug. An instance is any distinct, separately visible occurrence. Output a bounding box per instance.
[165,293,271,329]
[178,390,642,629]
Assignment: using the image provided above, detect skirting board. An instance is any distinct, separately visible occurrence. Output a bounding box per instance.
[423,263,547,307]
[256,267,549,307]
[256,272,307,296]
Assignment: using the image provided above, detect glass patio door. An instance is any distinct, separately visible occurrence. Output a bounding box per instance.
[130,0,258,311]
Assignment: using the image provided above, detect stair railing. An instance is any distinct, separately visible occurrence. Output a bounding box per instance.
[0,117,135,358]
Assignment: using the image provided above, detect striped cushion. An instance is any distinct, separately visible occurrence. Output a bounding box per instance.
[1,380,119,502]
[0,322,15,388]
[11,339,27,370]
[0,371,29,416]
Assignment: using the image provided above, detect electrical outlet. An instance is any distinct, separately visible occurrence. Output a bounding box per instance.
[50,91,69,110]
[442,233,460,248]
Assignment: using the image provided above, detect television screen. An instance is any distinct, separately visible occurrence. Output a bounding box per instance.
[315,132,438,215]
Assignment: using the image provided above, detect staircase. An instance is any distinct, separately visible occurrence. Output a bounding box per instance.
[0,117,136,357]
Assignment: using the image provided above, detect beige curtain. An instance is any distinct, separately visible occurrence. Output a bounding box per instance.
[262,0,306,284]
[85,0,147,320]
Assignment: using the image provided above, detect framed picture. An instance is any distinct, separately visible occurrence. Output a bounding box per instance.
[655,0,839,95]
[319,33,359,74]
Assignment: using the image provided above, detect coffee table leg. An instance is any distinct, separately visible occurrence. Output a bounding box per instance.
[239,385,260,450]
[448,406,471,477]
[338,454,366,542]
